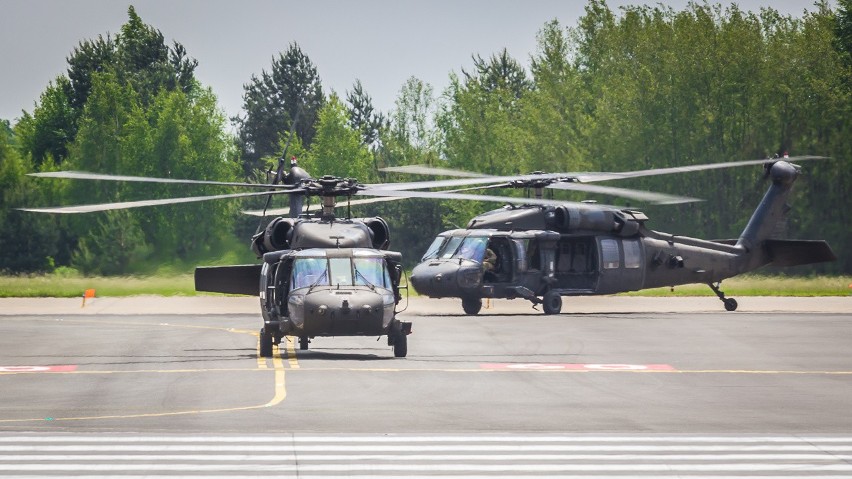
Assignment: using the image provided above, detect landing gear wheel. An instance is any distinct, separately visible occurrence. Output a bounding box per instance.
[462,297,483,315]
[542,291,562,315]
[259,328,273,358]
[392,332,408,358]
[709,282,738,312]
[299,336,310,350]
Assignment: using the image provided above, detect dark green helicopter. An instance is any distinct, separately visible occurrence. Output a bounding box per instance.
[388,156,836,315]
[22,158,420,358]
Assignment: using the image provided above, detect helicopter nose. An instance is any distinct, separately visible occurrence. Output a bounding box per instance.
[411,261,480,297]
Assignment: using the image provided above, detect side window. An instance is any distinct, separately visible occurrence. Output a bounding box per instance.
[623,239,641,269]
[601,239,620,269]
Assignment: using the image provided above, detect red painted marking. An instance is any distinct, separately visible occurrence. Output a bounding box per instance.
[0,365,78,373]
[481,363,676,371]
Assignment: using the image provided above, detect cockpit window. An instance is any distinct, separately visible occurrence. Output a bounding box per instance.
[438,237,463,259]
[422,236,446,261]
[435,236,488,262]
[291,257,329,289]
[353,257,391,288]
[291,256,391,290]
[329,258,353,286]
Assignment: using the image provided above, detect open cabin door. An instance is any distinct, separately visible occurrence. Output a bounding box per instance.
[553,236,599,293]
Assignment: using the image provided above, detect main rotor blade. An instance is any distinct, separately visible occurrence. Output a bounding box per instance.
[547,182,701,204]
[241,185,508,216]
[28,171,297,189]
[376,157,829,190]
[19,190,296,214]
[575,156,829,182]
[366,173,572,191]
[355,188,594,207]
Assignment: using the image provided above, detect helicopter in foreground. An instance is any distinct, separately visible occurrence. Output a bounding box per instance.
[23,159,420,357]
[387,157,836,315]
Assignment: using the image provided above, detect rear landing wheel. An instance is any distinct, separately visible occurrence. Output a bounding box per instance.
[709,282,738,312]
[462,297,483,315]
[299,336,310,350]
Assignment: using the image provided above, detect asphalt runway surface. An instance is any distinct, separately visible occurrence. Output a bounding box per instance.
[0,296,850,477]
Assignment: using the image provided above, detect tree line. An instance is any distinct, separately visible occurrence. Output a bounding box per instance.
[1,1,850,275]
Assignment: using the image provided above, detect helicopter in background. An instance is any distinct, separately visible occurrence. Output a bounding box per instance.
[386,157,836,315]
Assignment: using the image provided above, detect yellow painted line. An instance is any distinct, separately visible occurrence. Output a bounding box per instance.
[0,404,271,424]
[272,344,284,370]
[265,344,287,407]
[285,335,300,369]
[0,316,289,423]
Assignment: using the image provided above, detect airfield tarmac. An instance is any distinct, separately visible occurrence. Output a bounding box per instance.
[0,296,851,477]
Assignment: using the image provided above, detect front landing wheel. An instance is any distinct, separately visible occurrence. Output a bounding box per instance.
[724,298,738,312]
[542,291,562,315]
[392,332,408,358]
[462,297,482,315]
[259,329,273,358]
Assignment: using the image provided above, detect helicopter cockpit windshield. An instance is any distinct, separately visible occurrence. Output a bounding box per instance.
[425,236,488,263]
[290,254,392,291]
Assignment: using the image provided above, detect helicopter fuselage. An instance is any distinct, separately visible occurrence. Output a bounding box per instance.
[410,161,835,314]
[196,216,411,357]
[260,248,403,337]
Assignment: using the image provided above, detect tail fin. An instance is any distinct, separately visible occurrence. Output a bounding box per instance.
[736,161,799,253]
[736,160,836,270]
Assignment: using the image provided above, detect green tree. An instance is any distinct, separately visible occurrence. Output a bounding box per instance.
[234,43,324,176]
[15,77,75,167]
[524,20,591,173]
[346,79,385,148]
[20,6,197,170]
[303,94,373,181]
[114,5,197,105]
[66,34,117,116]
[465,48,533,100]
[128,86,239,261]
[58,70,239,274]
[0,121,59,272]
[370,78,445,263]
[440,69,531,174]
[835,0,852,66]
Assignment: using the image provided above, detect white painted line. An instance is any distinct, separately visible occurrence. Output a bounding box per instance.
[1,463,852,472]
[0,453,849,461]
[2,444,851,452]
[1,435,851,443]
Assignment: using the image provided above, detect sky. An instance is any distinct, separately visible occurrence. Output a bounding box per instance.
[0,0,826,126]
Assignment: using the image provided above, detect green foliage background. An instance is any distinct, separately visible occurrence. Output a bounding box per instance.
[1,1,850,277]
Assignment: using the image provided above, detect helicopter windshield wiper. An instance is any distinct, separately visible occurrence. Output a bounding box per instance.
[306,270,329,295]
[354,268,377,291]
